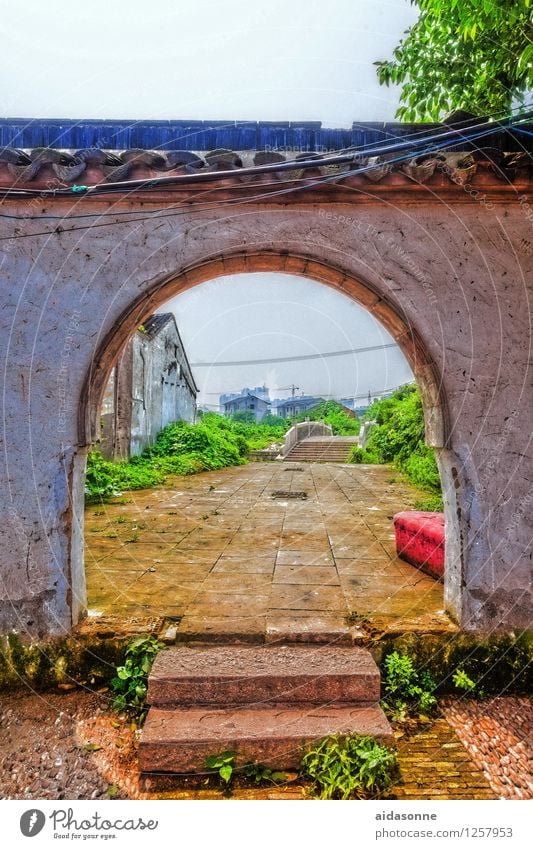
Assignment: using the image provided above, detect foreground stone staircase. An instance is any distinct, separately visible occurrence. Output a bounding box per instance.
[140,645,392,776]
[283,436,359,464]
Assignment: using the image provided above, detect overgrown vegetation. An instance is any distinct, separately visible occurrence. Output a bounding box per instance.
[381,650,438,722]
[375,0,532,121]
[290,400,360,435]
[379,633,533,703]
[204,751,288,790]
[350,384,443,508]
[110,636,165,724]
[227,410,288,449]
[86,412,289,502]
[301,734,398,799]
[381,650,497,720]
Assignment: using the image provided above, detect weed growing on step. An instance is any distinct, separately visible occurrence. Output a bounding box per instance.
[301,734,398,800]
[381,650,437,721]
[346,611,371,627]
[204,754,289,791]
[110,636,165,725]
[204,751,236,786]
[452,667,484,698]
[241,763,288,785]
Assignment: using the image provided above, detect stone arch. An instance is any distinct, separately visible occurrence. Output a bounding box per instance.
[2,194,530,637]
[77,250,458,623]
[79,251,447,450]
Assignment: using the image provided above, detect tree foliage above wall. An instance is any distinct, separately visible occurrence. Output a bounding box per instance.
[375,0,533,121]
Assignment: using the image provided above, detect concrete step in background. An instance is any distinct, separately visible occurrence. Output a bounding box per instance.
[284,437,359,463]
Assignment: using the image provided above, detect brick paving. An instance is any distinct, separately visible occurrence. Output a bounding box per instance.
[85,462,453,640]
[393,719,496,800]
[4,691,531,800]
[442,697,533,799]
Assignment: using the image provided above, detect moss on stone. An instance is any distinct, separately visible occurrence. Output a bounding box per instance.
[0,632,128,693]
[375,631,533,696]
[1,629,531,697]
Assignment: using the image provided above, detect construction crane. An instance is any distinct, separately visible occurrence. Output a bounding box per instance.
[277,384,300,398]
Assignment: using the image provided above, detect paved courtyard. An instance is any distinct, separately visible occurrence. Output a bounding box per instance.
[85,462,453,641]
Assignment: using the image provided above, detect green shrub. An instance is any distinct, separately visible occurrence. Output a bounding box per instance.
[354,385,442,497]
[381,650,437,721]
[301,734,398,799]
[110,636,165,724]
[348,445,365,463]
[290,400,360,435]
[85,451,164,502]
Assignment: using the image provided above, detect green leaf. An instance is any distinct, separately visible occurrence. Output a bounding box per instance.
[219,765,233,784]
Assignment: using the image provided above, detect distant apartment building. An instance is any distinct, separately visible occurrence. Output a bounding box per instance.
[219,385,269,411]
[99,313,198,459]
[275,395,325,418]
[222,392,271,422]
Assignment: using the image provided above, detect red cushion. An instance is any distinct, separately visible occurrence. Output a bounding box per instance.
[393,511,445,581]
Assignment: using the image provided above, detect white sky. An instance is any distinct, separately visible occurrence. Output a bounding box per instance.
[2,0,418,405]
[168,275,413,407]
[1,0,416,125]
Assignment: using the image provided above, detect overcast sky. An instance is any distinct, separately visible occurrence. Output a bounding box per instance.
[1,0,416,125]
[167,275,413,408]
[2,0,417,405]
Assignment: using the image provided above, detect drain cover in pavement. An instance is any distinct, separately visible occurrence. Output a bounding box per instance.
[271,490,308,499]
[284,467,304,472]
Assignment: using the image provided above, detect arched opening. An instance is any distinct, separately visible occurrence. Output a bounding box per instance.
[76,252,459,637]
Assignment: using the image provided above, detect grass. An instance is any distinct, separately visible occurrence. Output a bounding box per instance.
[350,385,443,510]
[86,412,290,503]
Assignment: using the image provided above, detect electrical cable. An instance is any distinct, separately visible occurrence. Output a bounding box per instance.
[0,108,531,201]
[0,121,522,242]
[189,342,398,367]
[197,385,406,409]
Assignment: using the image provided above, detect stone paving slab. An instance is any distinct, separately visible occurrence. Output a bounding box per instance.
[85,462,454,639]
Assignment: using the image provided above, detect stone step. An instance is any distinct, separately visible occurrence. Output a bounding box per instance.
[147,645,380,707]
[285,448,353,455]
[140,704,393,773]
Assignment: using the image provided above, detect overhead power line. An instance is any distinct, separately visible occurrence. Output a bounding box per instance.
[198,384,408,409]
[190,342,398,367]
[0,106,531,203]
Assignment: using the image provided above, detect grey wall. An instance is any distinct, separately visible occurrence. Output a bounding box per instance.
[0,197,531,636]
[99,321,197,459]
